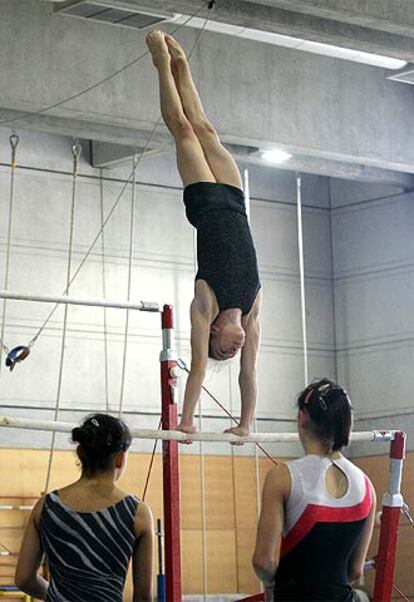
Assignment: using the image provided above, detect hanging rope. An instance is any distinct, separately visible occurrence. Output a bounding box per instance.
[44,141,81,494]
[0,134,19,364]
[142,417,162,502]
[0,540,14,556]
[296,174,309,385]
[253,417,262,516]
[198,395,208,602]
[229,169,248,593]
[393,584,412,602]
[27,115,161,349]
[244,167,265,592]
[118,154,138,418]
[99,169,110,413]
[192,210,208,599]
[228,361,241,593]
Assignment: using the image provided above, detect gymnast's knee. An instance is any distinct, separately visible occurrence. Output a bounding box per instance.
[192,118,218,142]
[166,112,195,141]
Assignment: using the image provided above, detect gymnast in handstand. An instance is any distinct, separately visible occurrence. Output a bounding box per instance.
[146,30,261,437]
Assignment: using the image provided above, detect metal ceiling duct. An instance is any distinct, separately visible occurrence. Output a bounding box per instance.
[53,1,175,30]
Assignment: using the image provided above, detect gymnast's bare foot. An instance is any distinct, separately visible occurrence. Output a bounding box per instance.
[165,34,187,64]
[224,424,250,446]
[176,422,197,445]
[145,30,170,67]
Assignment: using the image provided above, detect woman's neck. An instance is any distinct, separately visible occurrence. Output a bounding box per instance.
[302,438,341,459]
[79,472,117,493]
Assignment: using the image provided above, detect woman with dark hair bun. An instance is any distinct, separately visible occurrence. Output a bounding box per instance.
[253,379,376,602]
[15,414,153,602]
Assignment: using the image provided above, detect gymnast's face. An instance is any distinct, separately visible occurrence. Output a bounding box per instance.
[209,323,246,360]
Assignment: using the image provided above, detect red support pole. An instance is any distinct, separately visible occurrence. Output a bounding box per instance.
[373,431,406,602]
[160,305,182,602]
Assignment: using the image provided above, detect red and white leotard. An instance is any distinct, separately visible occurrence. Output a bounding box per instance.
[274,454,373,601]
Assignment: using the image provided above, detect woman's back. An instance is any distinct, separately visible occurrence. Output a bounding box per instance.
[40,488,138,602]
[275,455,373,601]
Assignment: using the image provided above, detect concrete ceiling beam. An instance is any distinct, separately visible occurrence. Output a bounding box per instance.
[91,140,414,189]
[122,0,414,60]
[241,0,414,38]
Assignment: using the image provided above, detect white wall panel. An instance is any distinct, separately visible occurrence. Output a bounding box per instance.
[332,182,414,454]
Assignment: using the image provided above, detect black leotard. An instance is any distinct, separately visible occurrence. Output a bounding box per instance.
[183,182,260,315]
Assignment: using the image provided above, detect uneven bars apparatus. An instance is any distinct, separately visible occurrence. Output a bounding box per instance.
[0,295,407,602]
[0,414,406,602]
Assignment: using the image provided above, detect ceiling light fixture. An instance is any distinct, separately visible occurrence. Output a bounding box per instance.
[171,15,407,70]
[261,149,292,164]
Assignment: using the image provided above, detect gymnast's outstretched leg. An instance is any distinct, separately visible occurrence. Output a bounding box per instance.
[165,34,242,189]
[146,30,215,187]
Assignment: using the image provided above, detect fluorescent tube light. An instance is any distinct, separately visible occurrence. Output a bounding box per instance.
[171,14,407,70]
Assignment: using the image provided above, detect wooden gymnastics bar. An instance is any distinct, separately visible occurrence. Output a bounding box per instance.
[0,417,398,444]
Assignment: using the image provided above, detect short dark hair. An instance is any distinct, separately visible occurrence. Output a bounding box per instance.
[72,413,132,477]
[297,378,353,451]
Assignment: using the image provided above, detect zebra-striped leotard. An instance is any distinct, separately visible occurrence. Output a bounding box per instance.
[39,490,138,602]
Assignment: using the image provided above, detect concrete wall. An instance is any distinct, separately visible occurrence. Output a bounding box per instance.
[0,127,336,457]
[331,179,414,454]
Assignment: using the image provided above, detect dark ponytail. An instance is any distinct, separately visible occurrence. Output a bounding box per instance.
[72,414,132,477]
[297,378,353,451]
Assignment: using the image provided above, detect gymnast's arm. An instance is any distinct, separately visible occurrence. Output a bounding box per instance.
[132,501,154,602]
[348,483,376,582]
[15,499,49,600]
[252,465,290,590]
[178,295,212,430]
[238,294,261,432]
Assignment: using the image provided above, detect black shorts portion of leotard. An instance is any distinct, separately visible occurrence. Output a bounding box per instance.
[183,181,260,316]
[274,521,365,601]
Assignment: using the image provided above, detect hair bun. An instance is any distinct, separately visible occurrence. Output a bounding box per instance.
[72,425,95,448]
[71,426,82,443]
